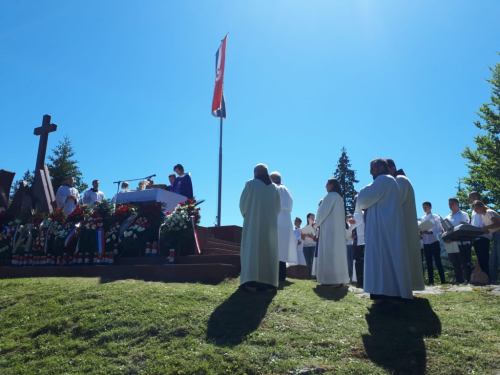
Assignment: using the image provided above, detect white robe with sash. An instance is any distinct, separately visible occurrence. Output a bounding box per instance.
[55,185,80,215]
[240,179,281,287]
[396,175,425,291]
[356,174,413,299]
[275,184,298,264]
[312,191,350,285]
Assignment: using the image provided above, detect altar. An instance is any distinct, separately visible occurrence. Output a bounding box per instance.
[115,188,187,212]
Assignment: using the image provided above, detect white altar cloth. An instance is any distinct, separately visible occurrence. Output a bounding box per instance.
[115,189,187,212]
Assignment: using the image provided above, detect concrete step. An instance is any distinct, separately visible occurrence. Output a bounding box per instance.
[176,254,240,272]
[202,248,240,256]
[206,239,240,252]
[0,263,239,283]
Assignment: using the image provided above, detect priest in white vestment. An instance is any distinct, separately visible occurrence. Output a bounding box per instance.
[240,164,281,291]
[313,178,350,286]
[82,180,106,207]
[270,172,298,281]
[356,159,413,301]
[387,159,425,291]
[55,176,80,215]
[111,182,130,204]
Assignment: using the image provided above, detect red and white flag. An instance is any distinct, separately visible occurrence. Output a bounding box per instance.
[212,35,227,118]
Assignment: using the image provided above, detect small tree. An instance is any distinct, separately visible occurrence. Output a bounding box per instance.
[461,53,500,210]
[333,147,359,215]
[47,136,88,193]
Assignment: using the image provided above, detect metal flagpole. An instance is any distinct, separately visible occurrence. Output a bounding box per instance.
[217,117,223,226]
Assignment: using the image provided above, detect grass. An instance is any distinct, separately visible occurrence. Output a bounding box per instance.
[0,277,499,375]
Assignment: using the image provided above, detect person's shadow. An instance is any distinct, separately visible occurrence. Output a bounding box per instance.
[313,285,349,301]
[362,297,441,375]
[206,288,275,347]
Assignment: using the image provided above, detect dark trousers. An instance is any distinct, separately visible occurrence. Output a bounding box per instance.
[354,244,365,288]
[303,246,316,277]
[423,241,445,284]
[473,237,491,279]
[279,261,287,281]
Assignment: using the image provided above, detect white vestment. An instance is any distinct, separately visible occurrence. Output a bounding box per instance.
[55,185,80,215]
[294,228,307,265]
[240,179,281,287]
[82,189,106,207]
[356,174,413,299]
[275,184,298,264]
[312,191,349,285]
[396,175,425,291]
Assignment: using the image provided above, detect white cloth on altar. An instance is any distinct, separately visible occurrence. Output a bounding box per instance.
[115,188,186,212]
[55,185,80,215]
[275,184,298,264]
[82,189,106,207]
[396,175,425,291]
[294,228,307,265]
[239,179,281,287]
[356,174,413,299]
[312,191,349,285]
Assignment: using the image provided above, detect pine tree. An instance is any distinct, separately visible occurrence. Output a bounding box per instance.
[47,136,88,193]
[461,53,500,210]
[333,147,359,215]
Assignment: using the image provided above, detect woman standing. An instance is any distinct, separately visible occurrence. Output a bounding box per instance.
[313,178,350,287]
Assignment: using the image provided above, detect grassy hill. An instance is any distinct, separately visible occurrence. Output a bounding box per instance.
[1,277,499,374]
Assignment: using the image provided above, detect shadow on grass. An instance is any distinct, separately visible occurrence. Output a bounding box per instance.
[98,277,225,285]
[206,287,275,347]
[362,297,441,375]
[278,280,295,290]
[312,285,349,301]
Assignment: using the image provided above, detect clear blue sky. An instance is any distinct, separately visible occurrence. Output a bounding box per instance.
[1,1,499,226]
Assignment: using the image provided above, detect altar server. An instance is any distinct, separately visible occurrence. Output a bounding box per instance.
[82,180,106,207]
[313,178,350,287]
[270,171,298,281]
[294,217,307,265]
[55,176,80,215]
[356,158,413,301]
[172,164,193,199]
[387,159,425,291]
[240,164,281,291]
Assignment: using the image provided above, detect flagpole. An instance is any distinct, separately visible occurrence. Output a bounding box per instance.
[217,117,223,226]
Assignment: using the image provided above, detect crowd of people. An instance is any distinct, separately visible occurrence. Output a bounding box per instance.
[239,160,500,311]
[54,164,194,215]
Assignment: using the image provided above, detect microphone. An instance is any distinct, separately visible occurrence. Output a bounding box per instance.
[147,174,156,178]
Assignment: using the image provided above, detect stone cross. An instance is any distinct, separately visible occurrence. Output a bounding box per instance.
[34,114,57,172]
[32,114,57,213]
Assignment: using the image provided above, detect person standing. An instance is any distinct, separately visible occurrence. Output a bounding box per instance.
[387,159,425,291]
[167,174,176,191]
[172,164,193,199]
[469,192,492,281]
[345,215,354,283]
[294,217,306,265]
[472,200,500,284]
[313,178,349,287]
[301,213,317,277]
[270,172,298,281]
[444,198,472,283]
[356,158,413,302]
[111,182,130,204]
[420,202,446,285]
[55,176,80,215]
[82,180,106,207]
[239,164,281,292]
[349,195,366,288]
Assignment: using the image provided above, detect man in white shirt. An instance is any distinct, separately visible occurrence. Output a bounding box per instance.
[469,192,492,280]
[270,171,298,281]
[55,176,80,215]
[420,201,446,285]
[444,198,472,283]
[82,180,106,207]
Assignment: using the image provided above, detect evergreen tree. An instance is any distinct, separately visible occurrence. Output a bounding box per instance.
[461,53,500,210]
[47,136,88,193]
[333,147,359,215]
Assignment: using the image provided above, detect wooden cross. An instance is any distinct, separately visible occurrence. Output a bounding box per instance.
[34,114,57,171]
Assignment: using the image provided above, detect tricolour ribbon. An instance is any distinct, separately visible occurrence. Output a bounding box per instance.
[43,220,55,254]
[190,216,201,254]
[64,223,80,248]
[119,214,137,243]
[96,228,105,253]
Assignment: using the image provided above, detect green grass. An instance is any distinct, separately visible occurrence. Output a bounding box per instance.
[1,277,499,375]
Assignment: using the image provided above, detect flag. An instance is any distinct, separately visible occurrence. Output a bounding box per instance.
[212,35,227,118]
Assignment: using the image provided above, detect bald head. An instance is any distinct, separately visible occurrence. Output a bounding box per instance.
[254,163,269,177]
[269,171,281,184]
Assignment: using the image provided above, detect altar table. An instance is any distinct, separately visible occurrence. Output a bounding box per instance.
[115,188,187,212]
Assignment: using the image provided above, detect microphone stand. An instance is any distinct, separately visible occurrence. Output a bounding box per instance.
[113,174,156,195]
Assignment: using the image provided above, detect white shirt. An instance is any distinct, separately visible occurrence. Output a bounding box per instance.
[82,189,106,207]
[482,209,500,234]
[420,213,442,245]
[350,211,365,246]
[445,210,470,245]
[471,211,492,240]
[55,185,80,215]
[300,224,317,247]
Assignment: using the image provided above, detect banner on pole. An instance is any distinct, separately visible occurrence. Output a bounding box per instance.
[212,35,227,118]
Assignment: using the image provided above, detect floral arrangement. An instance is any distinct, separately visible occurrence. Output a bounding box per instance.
[165,199,202,231]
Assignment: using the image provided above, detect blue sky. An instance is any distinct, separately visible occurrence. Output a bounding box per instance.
[1,1,499,226]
